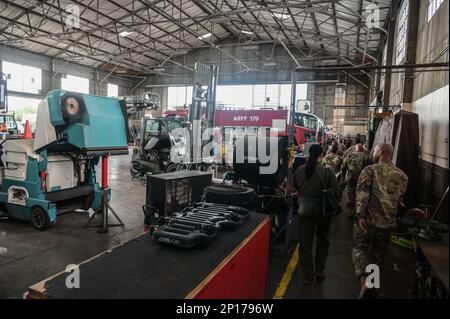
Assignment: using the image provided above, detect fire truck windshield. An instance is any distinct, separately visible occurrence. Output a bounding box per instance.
[294,113,317,131]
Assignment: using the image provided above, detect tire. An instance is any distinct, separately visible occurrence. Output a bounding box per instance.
[204,184,255,209]
[130,164,144,179]
[30,206,51,231]
[165,163,178,173]
[0,204,9,219]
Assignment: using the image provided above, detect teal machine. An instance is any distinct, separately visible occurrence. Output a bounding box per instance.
[0,90,129,230]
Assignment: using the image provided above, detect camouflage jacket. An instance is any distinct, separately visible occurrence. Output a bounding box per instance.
[343,145,368,160]
[342,145,356,159]
[338,143,346,155]
[321,153,343,174]
[355,162,408,229]
[341,151,371,183]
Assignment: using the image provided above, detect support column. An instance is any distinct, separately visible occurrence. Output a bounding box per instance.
[382,0,398,111]
[401,0,420,111]
[50,59,62,92]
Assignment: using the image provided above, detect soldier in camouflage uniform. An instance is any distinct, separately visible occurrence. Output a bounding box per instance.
[352,143,408,298]
[338,142,346,156]
[341,144,371,217]
[342,134,365,159]
[321,144,343,174]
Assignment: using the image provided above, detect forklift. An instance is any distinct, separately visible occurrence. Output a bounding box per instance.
[130,114,187,178]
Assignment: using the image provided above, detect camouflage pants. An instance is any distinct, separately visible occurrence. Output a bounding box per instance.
[352,224,391,278]
[344,182,357,215]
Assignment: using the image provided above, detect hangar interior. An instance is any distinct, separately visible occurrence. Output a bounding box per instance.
[0,0,448,299]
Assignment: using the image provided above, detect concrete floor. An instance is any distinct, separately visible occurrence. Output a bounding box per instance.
[0,152,146,298]
[267,214,416,299]
[0,151,416,299]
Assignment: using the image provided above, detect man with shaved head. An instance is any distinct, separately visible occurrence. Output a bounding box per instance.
[352,143,408,298]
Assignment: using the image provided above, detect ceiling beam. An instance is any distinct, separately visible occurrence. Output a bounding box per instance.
[306,0,325,53]
[331,2,340,57]
[233,0,274,40]
[356,0,363,49]
[0,30,149,74]
[197,1,237,36]
[0,6,157,72]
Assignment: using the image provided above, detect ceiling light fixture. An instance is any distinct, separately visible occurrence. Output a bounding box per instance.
[198,32,212,40]
[69,56,84,61]
[241,30,254,35]
[119,31,134,37]
[263,62,278,67]
[7,39,25,47]
[273,13,291,20]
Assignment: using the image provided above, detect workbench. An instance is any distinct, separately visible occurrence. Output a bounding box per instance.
[415,236,449,298]
[27,213,270,299]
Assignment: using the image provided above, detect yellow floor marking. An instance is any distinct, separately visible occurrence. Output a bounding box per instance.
[273,243,300,299]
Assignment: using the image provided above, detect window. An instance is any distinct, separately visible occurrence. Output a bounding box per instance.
[296,84,308,100]
[279,84,292,107]
[168,86,193,107]
[427,0,444,22]
[396,0,409,64]
[295,113,317,131]
[6,96,40,122]
[0,114,17,130]
[252,85,266,108]
[265,84,279,107]
[166,84,308,109]
[2,61,42,94]
[107,83,118,97]
[166,117,184,132]
[303,114,318,131]
[216,84,308,109]
[61,75,89,94]
[216,85,253,108]
[145,119,162,136]
[380,42,388,90]
[279,84,307,107]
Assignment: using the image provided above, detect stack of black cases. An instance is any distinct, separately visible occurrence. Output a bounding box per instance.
[150,202,250,248]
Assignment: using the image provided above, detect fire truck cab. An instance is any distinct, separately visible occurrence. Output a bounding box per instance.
[214,108,326,148]
[292,112,326,146]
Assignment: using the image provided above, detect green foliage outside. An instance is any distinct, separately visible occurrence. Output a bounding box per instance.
[13,105,37,121]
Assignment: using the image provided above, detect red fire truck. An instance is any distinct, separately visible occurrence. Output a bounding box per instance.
[163,108,189,119]
[214,108,327,147]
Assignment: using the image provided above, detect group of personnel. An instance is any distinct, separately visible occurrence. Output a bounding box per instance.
[322,135,372,218]
[294,134,409,298]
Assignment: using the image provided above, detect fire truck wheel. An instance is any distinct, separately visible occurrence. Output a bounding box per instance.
[30,206,51,231]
